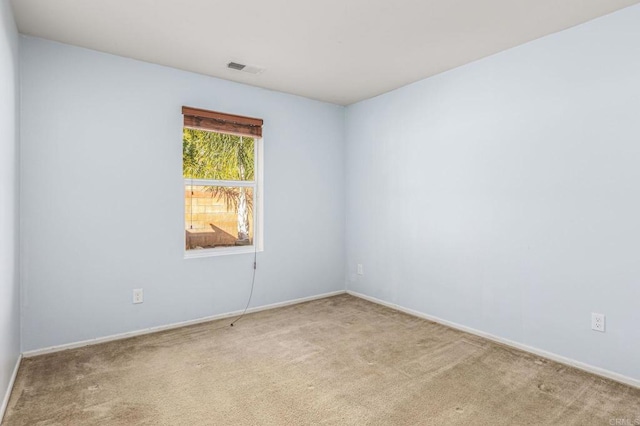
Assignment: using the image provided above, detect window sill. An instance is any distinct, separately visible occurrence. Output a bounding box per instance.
[184,245,262,259]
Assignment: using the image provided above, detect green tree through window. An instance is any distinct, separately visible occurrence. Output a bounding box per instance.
[183,128,256,247]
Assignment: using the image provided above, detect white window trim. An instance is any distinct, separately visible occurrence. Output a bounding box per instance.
[184,137,263,259]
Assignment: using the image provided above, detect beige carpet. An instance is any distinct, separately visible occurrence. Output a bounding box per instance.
[3,295,639,425]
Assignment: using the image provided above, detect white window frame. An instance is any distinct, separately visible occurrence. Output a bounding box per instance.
[184,136,263,259]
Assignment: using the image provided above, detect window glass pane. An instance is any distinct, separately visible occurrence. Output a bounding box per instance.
[185,185,254,250]
[183,128,255,181]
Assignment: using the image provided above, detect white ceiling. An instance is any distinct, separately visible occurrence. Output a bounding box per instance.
[11,0,640,105]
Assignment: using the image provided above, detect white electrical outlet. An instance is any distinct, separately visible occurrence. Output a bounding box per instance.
[133,288,144,304]
[591,313,605,332]
[357,264,364,275]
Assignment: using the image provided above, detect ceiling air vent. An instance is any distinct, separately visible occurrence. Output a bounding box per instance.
[227,62,265,75]
[227,62,246,71]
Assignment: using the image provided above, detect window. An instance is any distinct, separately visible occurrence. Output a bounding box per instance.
[182,106,263,258]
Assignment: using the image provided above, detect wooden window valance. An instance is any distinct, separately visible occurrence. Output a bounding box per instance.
[182,106,263,138]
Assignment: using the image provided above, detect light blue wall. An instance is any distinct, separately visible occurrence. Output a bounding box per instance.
[346,5,640,380]
[0,0,20,407]
[20,37,346,351]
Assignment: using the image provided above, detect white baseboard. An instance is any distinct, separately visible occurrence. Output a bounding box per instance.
[347,290,640,389]
[1,354,22,423]
[22,290,346,358]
